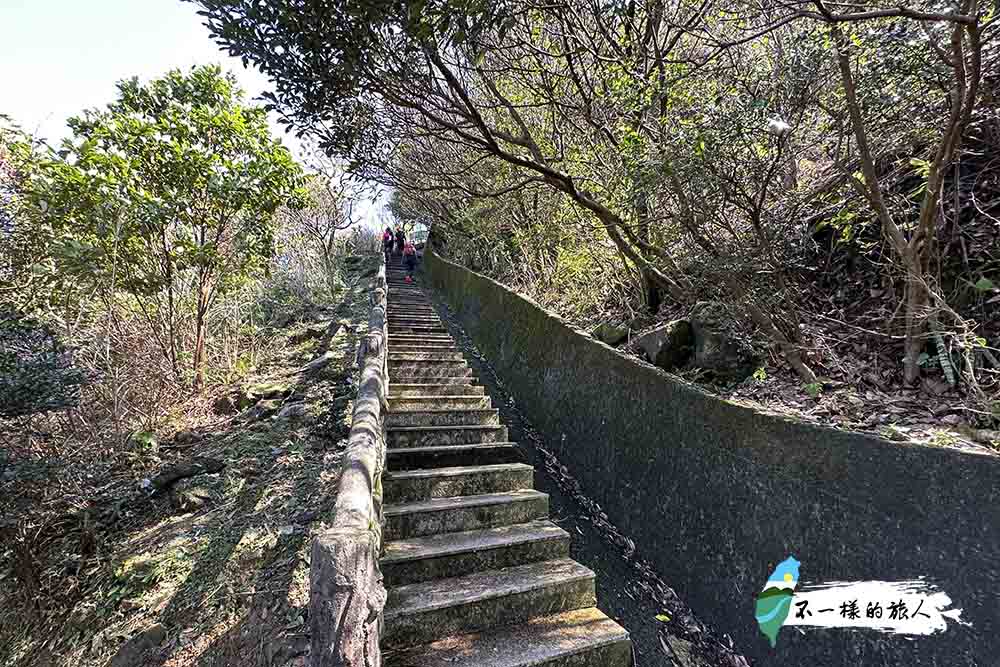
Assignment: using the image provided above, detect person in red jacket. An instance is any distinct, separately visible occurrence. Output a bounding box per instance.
[402,240,417,282]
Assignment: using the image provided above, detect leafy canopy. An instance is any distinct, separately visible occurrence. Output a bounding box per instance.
[28,65,306,300]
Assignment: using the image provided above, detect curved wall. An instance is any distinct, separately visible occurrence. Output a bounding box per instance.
[425,249,1000,666]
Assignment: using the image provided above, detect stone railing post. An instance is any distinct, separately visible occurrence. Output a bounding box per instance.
[310,255,389,667]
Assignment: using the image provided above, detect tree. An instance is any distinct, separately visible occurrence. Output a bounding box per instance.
[27,65,305,388]
[287,146,367,299]
[192,0,997,387]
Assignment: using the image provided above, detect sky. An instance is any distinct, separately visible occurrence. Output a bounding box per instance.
[0,0,384,224]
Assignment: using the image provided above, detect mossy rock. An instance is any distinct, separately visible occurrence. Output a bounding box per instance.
[634,320,694,371]
[592,322,629,346]
[170,478,221,513]
[248,381,293,400]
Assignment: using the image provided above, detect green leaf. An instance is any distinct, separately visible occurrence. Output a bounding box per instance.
[974,277,995,292]
[656,614,671,622]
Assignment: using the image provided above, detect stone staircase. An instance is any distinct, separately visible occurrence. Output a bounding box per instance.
[380,257,633,666]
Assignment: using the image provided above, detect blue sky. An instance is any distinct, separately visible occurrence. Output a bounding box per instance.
[0,0,384,222]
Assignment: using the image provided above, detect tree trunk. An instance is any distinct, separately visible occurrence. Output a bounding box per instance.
[323,236,338,301]
[902,251,930,385]
[193,275,210,390]
[643,271,662,314]
[635,191,661,314]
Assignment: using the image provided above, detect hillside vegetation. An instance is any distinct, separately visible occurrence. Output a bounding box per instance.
[1,65,383,666]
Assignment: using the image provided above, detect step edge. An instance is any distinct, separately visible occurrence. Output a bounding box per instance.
[388,408,498,415]
[381,522,570,565]
[387,425,506,432]
[383,558,595,618]
[386,442,518,454]
[384,622,630,667]
[385,463,533,479]
[383,489,547,516]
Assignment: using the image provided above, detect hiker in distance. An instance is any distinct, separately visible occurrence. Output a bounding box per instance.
[403,240,418,283]
[382,226,394,263]
[395,226,406,255]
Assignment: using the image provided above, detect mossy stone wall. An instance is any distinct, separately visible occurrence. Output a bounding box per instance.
[425,249,1000,666]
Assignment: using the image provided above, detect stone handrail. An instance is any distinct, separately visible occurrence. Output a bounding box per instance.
[310,255,388,667]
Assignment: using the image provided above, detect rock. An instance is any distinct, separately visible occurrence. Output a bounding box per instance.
[633,320,694,370]
[213,394,238,415]
[689,301,757,379]
[249,381,293,401]
[591,323,629,346]
[290,325,327,345]
[302,351,336,374]
[923,377,952,396]
[294,510,318,525]
[174,429,200,445]
[151,457,225,491]
[110,624,166,667]
[246,399,282,421]
[627,314,656,332]
[237,390,257,411]
[170,479,219,513]
[278,402,307,420]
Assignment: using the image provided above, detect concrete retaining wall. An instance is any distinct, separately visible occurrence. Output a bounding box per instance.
[425,249,1000,666]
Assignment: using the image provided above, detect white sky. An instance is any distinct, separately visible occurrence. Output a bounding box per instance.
[0,0,383,224]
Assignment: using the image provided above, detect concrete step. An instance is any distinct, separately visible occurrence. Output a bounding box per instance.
[389,313,440,320]
[389,325,448,334]
[389,317,443,327]
[387,443,522,469]
[388,395,492,411]
[388,351,465,362]
[387,408,500,428]
[390,361,472,379]
[383,489,548,540]
[391,373,475,386]
[390,330,450,338]
[389,337,456,346]
[384,607,631,667]
[387,319,444,327]
[390,383,483,397]
[383,462,533,503]
[388,314,438,321]
[387,424,508,447]
[390,357,467,368]
[389,376,479,391]
[389,331,453,338]
[381,519,568,586]
[390,320,451,338]
[382,558,595,649]
[389,343,458,354]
